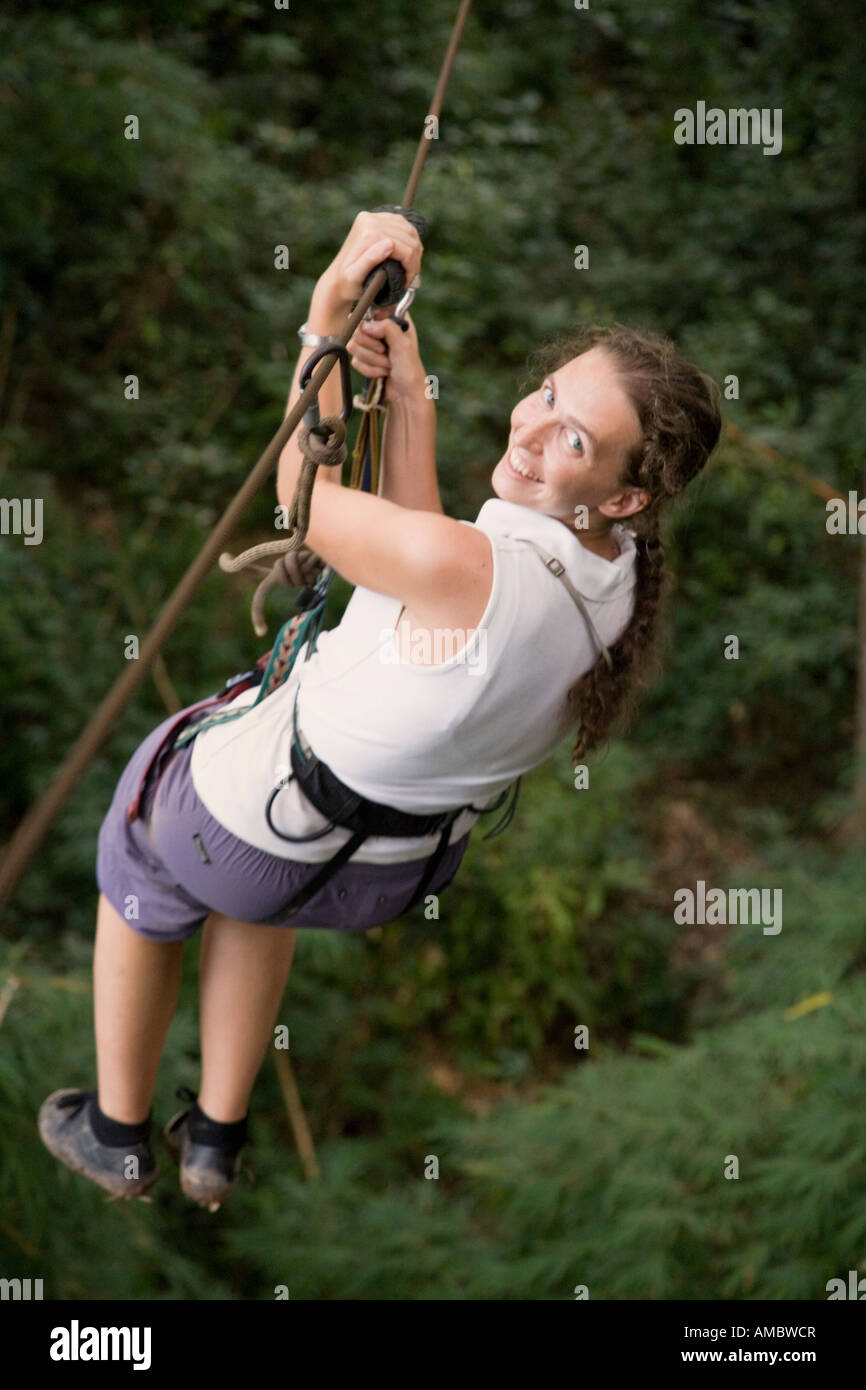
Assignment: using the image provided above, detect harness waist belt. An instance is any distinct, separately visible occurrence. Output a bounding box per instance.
[289,728,464,838]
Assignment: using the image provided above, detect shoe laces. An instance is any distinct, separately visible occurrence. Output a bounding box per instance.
[56,1089,97,1119]
[172,1086,249,1153]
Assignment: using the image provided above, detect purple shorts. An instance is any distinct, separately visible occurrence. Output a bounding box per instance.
[96,702,470,943]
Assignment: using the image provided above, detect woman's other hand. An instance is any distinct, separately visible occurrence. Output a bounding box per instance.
[348,311,426,401]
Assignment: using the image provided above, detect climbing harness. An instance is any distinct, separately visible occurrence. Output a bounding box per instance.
[123,521,615,925]
[257,685,519,924]
[124,648,521,928]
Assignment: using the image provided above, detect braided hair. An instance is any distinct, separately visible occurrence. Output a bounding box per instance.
[520,323,722,766]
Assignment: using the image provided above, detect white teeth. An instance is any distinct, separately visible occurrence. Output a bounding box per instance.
[509,449,542,482]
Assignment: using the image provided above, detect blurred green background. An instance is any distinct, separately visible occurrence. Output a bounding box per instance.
[1,0,865,1300]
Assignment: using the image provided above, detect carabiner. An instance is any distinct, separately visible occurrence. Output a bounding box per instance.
[265,778,339,842]
[363,274,420,334]
[299,338,353,429]
[392,275,420,331]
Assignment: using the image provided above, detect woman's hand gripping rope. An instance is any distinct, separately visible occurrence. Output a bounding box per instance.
[347,309,427,403]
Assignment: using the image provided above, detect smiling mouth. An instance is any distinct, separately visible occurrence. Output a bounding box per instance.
[506,449,543,482]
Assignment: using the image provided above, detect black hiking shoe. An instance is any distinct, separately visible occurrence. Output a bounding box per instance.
[37,1089,158,1200]
[163,1087,246,1212]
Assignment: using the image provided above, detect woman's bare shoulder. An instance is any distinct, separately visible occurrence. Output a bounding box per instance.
[407,521,494,633]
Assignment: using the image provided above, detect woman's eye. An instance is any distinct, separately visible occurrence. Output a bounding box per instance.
[543,383,583,454]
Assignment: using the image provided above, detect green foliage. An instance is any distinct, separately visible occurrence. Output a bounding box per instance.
[4,840,864,1300]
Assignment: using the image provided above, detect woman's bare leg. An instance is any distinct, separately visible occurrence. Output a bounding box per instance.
[93,892,186,1124]
[196,913,297,1123]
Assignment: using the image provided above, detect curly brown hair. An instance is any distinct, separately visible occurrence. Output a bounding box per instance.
[520,323,722,767]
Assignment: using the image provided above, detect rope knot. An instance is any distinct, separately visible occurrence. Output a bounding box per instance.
[297,417,347,470]
[352,392,387,413]
[352,377,387,414]
[218,542,326,637]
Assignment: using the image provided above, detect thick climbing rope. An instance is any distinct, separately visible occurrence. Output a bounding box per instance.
[217,414,346,642]
[218,540,325,639]
[0,0,474,918]
[218,289,398,639]
[172,419,349,748]
[218,378,388,638]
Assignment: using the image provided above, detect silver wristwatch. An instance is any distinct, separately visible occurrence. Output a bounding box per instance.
[297,322,334,347]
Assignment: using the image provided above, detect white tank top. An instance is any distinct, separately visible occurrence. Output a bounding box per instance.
[189,499,637,864]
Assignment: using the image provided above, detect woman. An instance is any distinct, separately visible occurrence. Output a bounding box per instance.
[38,211,722,1209]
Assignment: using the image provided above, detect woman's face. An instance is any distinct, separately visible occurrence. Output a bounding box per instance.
[491,347,649,531]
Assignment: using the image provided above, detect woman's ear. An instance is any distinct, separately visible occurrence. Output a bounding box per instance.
[600,488,651,520]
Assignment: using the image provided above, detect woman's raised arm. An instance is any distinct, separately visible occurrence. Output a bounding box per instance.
[277,210,425,513]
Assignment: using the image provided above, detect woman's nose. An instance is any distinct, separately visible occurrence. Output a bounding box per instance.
[514,414,545,452]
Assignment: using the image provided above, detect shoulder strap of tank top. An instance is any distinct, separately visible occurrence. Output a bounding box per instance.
[515,537,614,671]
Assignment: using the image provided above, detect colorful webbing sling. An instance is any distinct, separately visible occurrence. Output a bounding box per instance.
[171,562,332,751]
